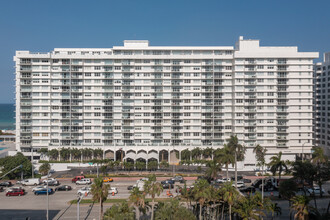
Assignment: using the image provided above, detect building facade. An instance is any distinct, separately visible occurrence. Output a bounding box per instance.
[314,52,330,156]
[14,37,318,168]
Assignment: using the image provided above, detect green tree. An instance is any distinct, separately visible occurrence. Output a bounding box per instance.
[91,177,110,220]
[129,187,146,220]
[202,147,213,159]
[290,195,313,220]
[227,135,246,188]
[214,144,234,181]
[159,161,169,170]
[220,181,238,220]
[39,162,51,175]
[147,161,158,171]
[311,146,329,198]
[100,165,108,176]
[268,151,288,191]
[60,148,70,161]
[0,153,32,179]
[233,193,266,220]
[48,149,59,161]
[181,149,191,161]
[269,203,282,220]
[279,179,298,204]
[135,161,146,173]
[192,179,212,220]
[292,160,317,195]
[154,199,196,220]
[103,201,135,220]
[144,174,163,220]
[192,147,202,160]
[205,159,221,181]
[253,144,267,202]
[93,148,104,159]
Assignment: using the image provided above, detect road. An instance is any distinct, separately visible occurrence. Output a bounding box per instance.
[0,178,329,219]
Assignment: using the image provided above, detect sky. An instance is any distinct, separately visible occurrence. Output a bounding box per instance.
[0,0,329,103]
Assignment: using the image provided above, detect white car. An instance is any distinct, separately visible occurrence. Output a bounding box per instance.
[42,178,56,184]
[32,186,47,192]
[76,178,92,185]
[78,187,91,196]
[109,187,118,194]
[306,186,325,195]
[215,178,231,183]
[232,181,245,188]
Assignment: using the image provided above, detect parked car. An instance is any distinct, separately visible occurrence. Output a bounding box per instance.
[32,186,47,192]
[161,179,175,185]
[306,186,325,195]
[103,177,113,183]
[242,178,252,184]
[76,178,92,185]
[0,181,13,187]
[6,187,25,193]
[232,181,245,188]
[176,185,194,194]
[171,176,185,183]
[55,185,72,191]
[239,186,256,193]
[34,188,54,195]
[6,189,25,197]
[139,177,149,182]
[127,185,134,190]
[109,187,118,194]
[78,187,91,196]
[42,178,57,184]
[162,183,174,189]
[252,179,262,188]
[259,181,276,191]
[21,178,40,186]
[72,175,85,183]
[46,180,60,186]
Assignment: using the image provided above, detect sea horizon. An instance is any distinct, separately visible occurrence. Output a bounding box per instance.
[0,104,15,130]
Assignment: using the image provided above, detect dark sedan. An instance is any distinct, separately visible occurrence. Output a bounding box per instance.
[55,185,72,191]
[162,183,174,189]
[46,180,60,186]
[239,186,256,193]
[0,181,13,187]
[161,179,175,185]
[127,185,134,190]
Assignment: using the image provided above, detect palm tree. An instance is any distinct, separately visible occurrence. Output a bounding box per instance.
[39,162,51,175]
[129,187,146,220]
[144,174,163,220]
[91,177,110,220]
[290,195,312,220]
[192,147,202,160]
[253,144,267,202]
[103,201,135,220]
[220,181,238,220]
[214,144,234,181]
[268,151,288,190]
[154,199,196,220]
[227,135,246,188]
[311,146,328,198]
[202,147,213,159]
[233,194,266,220]
[205,159,222,181]
[269,203,282,220]
[179,182,193,208]
[192,179,212,220]
[181,148,191,161]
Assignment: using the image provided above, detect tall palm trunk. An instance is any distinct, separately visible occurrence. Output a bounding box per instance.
[234,153,237,188]
[261,164,264,203]
[199,202,202,220]
[151,197,155,220]
[226,164,229,181]
[135,206,140,220]
[229,204,232,220]
[99,197,103,220]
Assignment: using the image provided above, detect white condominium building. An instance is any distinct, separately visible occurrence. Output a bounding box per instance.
[14,37,318,168]
[314,52,330,156]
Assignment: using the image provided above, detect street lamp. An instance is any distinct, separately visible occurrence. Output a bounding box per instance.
[31,147,34,178]
[46,171,49,220]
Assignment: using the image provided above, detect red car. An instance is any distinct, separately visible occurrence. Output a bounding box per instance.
[6,189,25,197]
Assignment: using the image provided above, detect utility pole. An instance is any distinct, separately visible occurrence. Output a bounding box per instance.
[31,147,34,178]
[46,171,49,220]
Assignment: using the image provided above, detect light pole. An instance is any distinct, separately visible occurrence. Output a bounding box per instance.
[46,171,49,220]
[302,142,308,161]
[31,147,34,178]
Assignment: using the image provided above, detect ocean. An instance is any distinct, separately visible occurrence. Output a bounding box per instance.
[0,104,15,130]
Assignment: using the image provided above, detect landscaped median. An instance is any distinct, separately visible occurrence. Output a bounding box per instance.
[70,198,176,204]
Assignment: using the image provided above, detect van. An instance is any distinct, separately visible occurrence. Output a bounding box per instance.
[72,175,85,183]
[21,178,40,186]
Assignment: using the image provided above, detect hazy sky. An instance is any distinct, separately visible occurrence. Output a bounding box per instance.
[0,0,329,103]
